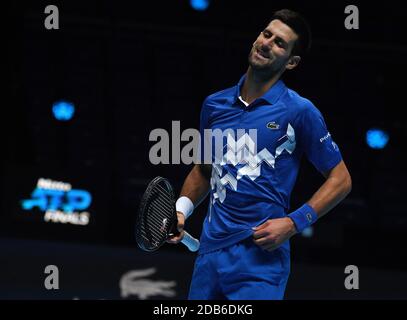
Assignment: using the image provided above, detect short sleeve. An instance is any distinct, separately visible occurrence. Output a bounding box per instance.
[297,103,342,173]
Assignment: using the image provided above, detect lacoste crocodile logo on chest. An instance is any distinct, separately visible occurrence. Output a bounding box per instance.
[266,121,280,130]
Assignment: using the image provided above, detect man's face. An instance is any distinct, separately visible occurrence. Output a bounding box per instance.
[248,19,299,75]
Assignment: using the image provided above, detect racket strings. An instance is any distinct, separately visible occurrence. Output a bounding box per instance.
[154,184,173,202]
[137,182,176,250]
[147,186,174,219]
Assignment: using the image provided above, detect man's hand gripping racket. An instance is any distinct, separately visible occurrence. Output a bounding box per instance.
[135,176,200,252]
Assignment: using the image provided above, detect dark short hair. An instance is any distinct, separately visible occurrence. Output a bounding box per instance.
[270,9,312,56]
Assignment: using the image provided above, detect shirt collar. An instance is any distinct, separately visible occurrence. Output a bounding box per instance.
[235,74,287,105]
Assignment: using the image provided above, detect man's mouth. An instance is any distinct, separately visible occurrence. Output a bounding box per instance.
[255,48,270,59]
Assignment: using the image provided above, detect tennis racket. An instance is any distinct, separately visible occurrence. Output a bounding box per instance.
[135,176,200,252]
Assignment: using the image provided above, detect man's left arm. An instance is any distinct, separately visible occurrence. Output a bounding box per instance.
[307,160,352,218]
[253,160,352,251]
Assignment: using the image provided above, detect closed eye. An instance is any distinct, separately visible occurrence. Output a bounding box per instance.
[262,30,271,38]
[262,30,287,48]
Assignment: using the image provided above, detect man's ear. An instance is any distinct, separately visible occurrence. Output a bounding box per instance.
[286,55,301,70]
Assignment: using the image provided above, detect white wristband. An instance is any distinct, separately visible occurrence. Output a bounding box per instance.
[176,196,194,220]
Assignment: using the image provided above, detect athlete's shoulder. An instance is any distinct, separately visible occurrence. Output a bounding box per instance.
[283,87,322,117]
[203,84,237,107]
[200,84,237,124]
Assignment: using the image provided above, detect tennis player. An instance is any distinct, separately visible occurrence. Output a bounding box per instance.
[168,9,352,300]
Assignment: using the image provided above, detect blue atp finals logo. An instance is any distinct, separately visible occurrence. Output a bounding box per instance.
[21,178,92,226]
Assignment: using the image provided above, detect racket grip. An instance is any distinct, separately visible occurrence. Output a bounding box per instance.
[181,231,200,252]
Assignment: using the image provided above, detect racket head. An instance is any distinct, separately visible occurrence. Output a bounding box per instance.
[135,176,178,252]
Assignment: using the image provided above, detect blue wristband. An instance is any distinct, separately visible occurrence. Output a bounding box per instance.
[288,204,318,233]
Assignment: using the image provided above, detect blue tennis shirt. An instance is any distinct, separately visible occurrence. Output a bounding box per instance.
[198,75,342,254]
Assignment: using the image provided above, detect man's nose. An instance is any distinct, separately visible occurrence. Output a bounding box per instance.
[261,36,276,49]
[259,42,271,52]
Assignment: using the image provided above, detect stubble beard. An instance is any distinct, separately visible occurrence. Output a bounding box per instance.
[248,50,279,79]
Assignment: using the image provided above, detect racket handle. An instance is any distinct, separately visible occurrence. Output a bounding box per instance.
[181,231,200,252]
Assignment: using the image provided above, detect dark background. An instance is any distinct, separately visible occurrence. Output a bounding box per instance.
[1,0,406,299]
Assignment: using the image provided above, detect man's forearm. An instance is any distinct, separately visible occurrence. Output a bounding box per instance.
[179,164,211,207]
[307,160,352,218]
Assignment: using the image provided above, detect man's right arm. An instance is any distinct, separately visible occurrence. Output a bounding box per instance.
[179,164,211,207]
[167,164,211,244]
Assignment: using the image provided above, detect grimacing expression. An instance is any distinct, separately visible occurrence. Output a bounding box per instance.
[249,19,299,74]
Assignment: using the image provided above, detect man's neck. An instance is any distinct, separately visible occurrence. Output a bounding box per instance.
[240,67,282,105]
